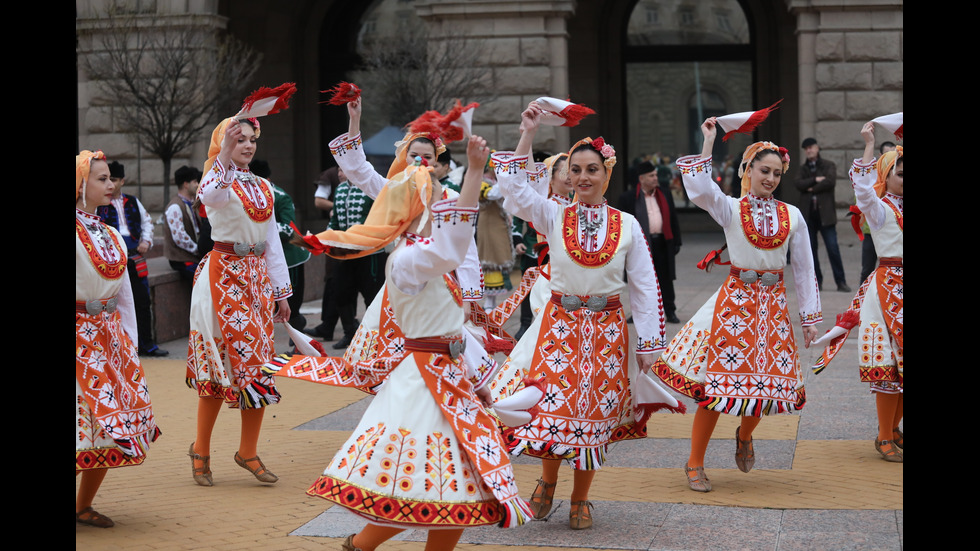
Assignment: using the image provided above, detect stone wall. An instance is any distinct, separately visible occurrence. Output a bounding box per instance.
[791,0,903,207]
[417,0,576,156]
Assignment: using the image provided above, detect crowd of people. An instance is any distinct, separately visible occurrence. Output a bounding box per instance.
[76,84,902,550]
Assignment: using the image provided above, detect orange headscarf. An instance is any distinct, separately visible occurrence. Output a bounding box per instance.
[387,131,447,179]
[874,145,903,198]
[76,150,107,206]
[202,117,261,177]
[737,141,790,197]
[302,161,435,259]
[566,137,617,197]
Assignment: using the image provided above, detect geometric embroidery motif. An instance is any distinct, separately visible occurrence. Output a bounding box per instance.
[307,475,501,527]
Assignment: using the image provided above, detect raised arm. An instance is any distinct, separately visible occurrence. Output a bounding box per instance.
[699,116,717,159]
[347,96,362,137]
[860,121,877,166]
[676,117,733,227]
[457,135,490,209]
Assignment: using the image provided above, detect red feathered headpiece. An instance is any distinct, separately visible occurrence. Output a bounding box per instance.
[408,100,479,145]
[321,82,362,106]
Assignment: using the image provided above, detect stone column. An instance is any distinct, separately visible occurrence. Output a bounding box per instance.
[415,0,576,154]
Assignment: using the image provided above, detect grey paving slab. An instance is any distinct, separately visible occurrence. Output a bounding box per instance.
[292,501,903,550]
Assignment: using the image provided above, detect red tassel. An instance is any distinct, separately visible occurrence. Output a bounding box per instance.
[697,246,730,271]
[242,82,297,115]
[483,333,514,356]
[558,103,595,127]
[894,124,903,140]
[520,376,547,394]
[848,205,864,240]
[308,339,327,356]
[321,82,361,106]
[722,98,782,142]
[835,309,860,330]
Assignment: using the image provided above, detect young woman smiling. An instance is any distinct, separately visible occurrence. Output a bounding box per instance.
[76,150,160,527]
[490,102,679,530]
[650,116,822,492]
[186,116,294,487]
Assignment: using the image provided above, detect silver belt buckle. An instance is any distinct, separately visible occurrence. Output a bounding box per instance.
[585,295,607,312]
[760,272,779,286]
[449,339,466,360]
[86,297,117,315]
[561,295,583,311]
[739,270,759,284]
[233,241,266,256]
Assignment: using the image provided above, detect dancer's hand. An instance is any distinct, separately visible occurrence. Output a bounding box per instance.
[636,352,656,374]
[802,325,818,348]
[274,298,291,324]
[347,97,362,136]
[467,134,491,168]
[699,117,718,159]
[860,121,876,165]
[860,121,876,146]
[519,101,543,134]
[458,135,490,208]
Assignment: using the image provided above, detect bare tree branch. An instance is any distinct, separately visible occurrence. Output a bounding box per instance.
[82,9,261,200]
[352,26,496,135]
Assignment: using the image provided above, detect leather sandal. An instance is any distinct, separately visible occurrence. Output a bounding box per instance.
[684,464,712,492]
[341,534,362,551]
[874,439,903,463]
[734,426,756,473]
[188,442,213,487]
[235,451,279,483]
[528,478,558,519]
[568,500,594,530]
[892,428,903,450]
[76,506,114,528]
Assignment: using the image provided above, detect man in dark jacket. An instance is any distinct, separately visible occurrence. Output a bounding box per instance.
[795,138,850,292]
[618,160,682,323]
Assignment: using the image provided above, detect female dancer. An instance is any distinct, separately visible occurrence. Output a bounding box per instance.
[490,152,571,398]
[651,117,821,492]
[492,102,676,530]
[76,150,161,527]
[813,122,902,461]
[309,136,534,551]
[186,116,293,486]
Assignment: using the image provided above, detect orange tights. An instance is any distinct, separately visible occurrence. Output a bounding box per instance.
[76,468,108,513]
[352,525,463,551]
[686,407,762,469]
[192,396,267,472]
[875,392,904,445]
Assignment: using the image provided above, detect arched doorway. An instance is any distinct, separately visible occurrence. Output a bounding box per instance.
[623,0,755,203]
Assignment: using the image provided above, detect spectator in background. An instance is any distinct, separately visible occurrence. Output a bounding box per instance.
[164,165,205,282]
[795,137,851,292]
[313,168,335,215]
[251,160,312,332]
[619,160,682,323]
[324,166,387,349]
[97,161,169,357]
[432,148,460,193]
[304,167,354,344]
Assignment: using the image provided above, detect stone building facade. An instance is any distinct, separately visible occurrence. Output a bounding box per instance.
[76,0,902,219]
